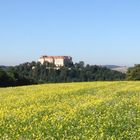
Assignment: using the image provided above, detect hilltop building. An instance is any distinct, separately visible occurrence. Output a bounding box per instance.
[38,55,73,67]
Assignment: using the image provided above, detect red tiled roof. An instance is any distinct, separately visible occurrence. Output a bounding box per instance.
[40,56,72,59]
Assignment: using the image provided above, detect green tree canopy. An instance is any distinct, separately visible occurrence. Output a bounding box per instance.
[126,64,140,80]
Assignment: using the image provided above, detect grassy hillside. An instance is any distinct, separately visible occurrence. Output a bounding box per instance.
[0,82,140,139]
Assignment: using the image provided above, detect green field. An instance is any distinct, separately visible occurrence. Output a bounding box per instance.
[0,82,140,139]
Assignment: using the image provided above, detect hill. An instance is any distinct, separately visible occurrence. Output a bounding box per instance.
[111,66,128,73]
[0,82,140,139]
[103,65,128,73]
[103,65,120,69]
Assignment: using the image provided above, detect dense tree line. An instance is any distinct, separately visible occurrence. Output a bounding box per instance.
[0,61,126,87]
[126,64,140,80]
[0,67,36,87]
[15,61,125,83]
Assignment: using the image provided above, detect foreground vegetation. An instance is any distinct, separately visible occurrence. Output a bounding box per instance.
[0,82,140,139]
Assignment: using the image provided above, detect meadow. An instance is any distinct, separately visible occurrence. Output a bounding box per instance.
[0,82,140,139]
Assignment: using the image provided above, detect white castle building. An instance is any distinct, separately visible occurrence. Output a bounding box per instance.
[38,55,72,67]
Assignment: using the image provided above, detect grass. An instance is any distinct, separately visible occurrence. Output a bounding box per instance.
[0,82,140,139]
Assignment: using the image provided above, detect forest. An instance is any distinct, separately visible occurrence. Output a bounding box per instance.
[0,61,127,87]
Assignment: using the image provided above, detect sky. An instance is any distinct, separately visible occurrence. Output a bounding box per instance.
[0,0,140,66]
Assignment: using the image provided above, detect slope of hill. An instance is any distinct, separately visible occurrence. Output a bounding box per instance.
[111,66,128,73]
[103,65,128,73]
[0,82,140,139]
[103,65,120,69]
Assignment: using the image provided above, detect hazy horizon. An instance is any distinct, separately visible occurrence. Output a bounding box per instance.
[0,0,140,66]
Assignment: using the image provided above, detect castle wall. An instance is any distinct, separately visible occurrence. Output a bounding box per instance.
[54,58,64,66]
[38,56,72,66]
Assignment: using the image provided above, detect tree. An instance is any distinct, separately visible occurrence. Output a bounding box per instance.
[0,68,14,87]
[75,61,85,69]
[6,61,126,86]
[126,64,140,80]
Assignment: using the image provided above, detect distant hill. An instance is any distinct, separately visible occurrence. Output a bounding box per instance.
[103,65,120,69]
[111,66,128,73]
[103,65,129,73]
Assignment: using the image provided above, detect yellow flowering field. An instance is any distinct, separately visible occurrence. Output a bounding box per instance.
[0,82,140,139]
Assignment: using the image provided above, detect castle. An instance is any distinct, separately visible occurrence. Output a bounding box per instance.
[38,55,73,67]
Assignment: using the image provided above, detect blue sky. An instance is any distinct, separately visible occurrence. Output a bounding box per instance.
[0,0,140,66]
